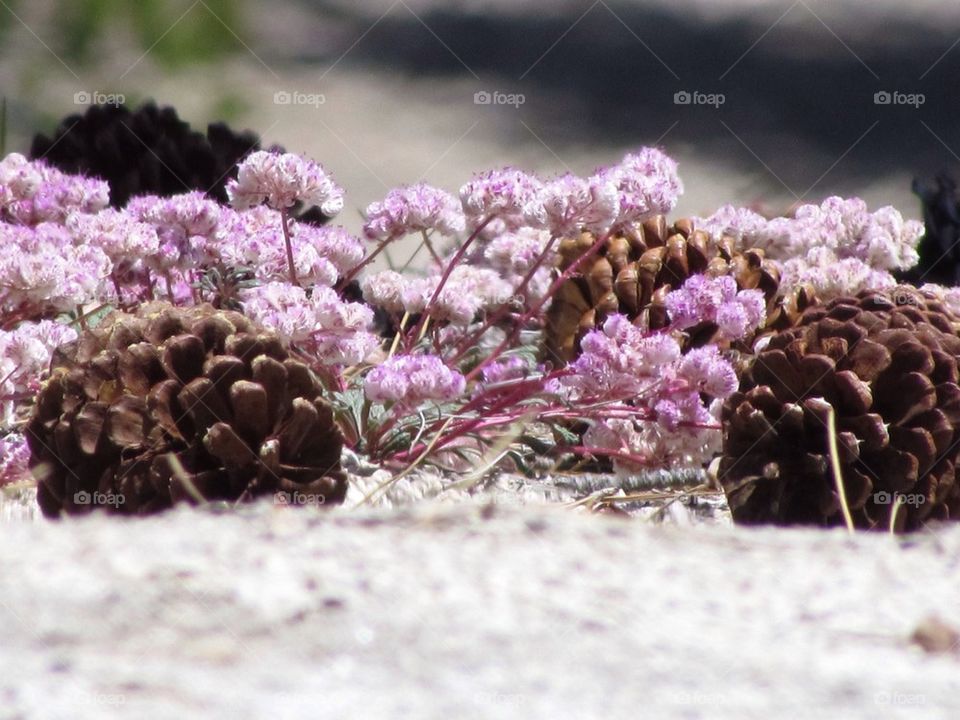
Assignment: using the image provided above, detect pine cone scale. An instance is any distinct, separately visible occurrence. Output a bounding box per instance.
[29,303,347,516]
[720,287,960,531]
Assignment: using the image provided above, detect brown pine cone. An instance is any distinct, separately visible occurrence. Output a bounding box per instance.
[27,303,347,517]
[543,215,785,365]
[719,287,960,531]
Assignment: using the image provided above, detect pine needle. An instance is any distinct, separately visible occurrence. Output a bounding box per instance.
[826,404,855,534]
[165,453,208,506]
[889,495,903,534]
[388,312,410,359]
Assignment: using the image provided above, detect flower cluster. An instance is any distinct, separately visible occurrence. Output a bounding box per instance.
[1,137,936,498]
[459,167,544,227]
[535,172,620,236]
[363,183,465,240]
[227,150,344,215]
[0,223,112,313]
[695,197,923,298]
[549,315,737,469]
[0,432,30,487]
[664,274,767,341]
[455,147,683,237]
[126,191,222,270]
[217,206,363,287]
[239,282,378,365]
[362,265,515,325]
[364,354,466,405]
[599,147,683,226]
[1,153,109,226]
[0,319,78,429]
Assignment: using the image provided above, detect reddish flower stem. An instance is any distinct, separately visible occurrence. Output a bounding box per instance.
[464,230,612,382]
[447,232,560,363]
[337,236,394,290]
[280,207,298,286]
[403,215,495,351]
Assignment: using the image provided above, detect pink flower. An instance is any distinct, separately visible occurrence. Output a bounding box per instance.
[536,172,621,236]
[364,354,465,404]
[694,197,923,274]
[598,148,683,226]
[1,223,112,312]
[664,275,766,341]
[363,183,465,240]
[239,283,378,366]
[1,153,109,225]
[361,270,407,314]
[227,151,344,215]
[67,208,160,261]
[0,433,30,487]
[1,320,77,429]
[677,346,739,398]
[215,207,359,287]
[459,168,544,226]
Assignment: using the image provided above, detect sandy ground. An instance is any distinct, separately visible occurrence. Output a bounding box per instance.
[1,497,959,720]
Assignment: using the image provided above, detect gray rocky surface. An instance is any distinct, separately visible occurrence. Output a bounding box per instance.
[1,498,959,719]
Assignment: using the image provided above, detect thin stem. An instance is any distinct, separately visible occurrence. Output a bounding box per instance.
[421,229,444,268]
[465,230,612,381]
[404,215,494,350]
[110,271,125,307]
[448,232,560,363]
[388,312,410,359]
[337,236,394,290]
[280,207,298,286]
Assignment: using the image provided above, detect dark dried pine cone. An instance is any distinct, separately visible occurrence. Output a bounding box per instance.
[899,173,960,287]
[27,303,347,517]
[30,102,262,206]
[719,287,960,531]
[543,215,785,365]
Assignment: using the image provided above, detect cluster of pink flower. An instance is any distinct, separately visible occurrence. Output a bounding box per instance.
[547,314,740,468]
[0,432,29,488]
[239,282,378,366]
[0,319,78,429]
[0,152,108,225]
[0,140,936,482]
[664,275,767,341]
[364,354,466,405]
[226,150,344,215]
[695,197,923,299]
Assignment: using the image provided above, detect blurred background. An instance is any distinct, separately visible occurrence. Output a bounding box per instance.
[3,0,960,237]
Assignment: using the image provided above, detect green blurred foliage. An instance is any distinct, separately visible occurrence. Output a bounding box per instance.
[0,0,244,67]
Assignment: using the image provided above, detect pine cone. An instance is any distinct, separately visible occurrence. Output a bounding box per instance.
[543,216,784,364]
[30,102,262,207]
[900,173,960,287]
[27,303,347,517]
[719,287,960,531]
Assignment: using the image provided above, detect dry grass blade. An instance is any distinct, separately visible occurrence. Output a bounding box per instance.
[826,404,855,534]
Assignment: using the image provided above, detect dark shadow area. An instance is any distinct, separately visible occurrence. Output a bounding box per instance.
[303,2,960,196]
